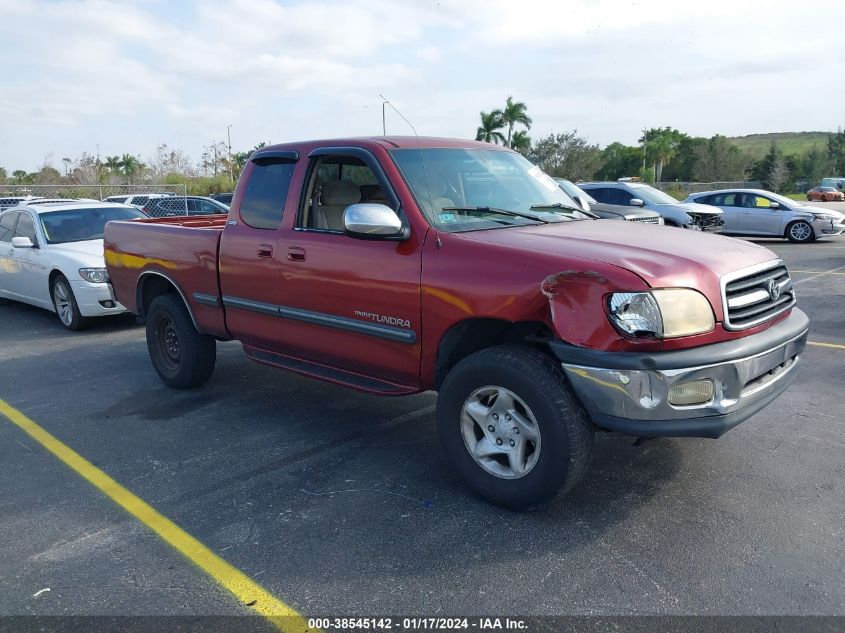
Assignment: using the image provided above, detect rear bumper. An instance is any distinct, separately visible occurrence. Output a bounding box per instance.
[550,309,809,438]
[71,280,127,317]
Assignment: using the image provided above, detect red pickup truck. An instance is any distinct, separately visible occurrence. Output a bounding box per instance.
[105,137,808,509]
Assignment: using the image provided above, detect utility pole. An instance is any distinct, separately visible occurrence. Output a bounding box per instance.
[382,101,386,135]
[227,124,233,182]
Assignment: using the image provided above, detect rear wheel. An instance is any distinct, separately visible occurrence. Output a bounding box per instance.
[52,274,89,330]
[146,294,216,388]
[437,345,594,510]
[785,220,814,243]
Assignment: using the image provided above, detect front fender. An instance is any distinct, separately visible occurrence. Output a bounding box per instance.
[540,265,662,352]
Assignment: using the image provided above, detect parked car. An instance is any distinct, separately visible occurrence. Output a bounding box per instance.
[103,193,173,209]
[0,195,44,210]
[211,192,234,205]
[806,186,845,202]
[105,136,807,510]
[0,201,145,329]
[820,177,845,191]
[556,178,663,224]
[142,196,230,217]
[579,181,723,230]
[684,189,845,243]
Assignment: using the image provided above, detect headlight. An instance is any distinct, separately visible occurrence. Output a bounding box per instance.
[608,289,715,338]
[79,267,109,283]
[813,214,834,221]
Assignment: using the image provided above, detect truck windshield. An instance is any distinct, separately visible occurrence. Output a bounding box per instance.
[390,148,592,232]
[630,185,681,205]
[40,207,146,244]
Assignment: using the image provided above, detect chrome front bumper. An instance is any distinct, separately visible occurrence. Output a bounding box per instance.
[550,309,809,438]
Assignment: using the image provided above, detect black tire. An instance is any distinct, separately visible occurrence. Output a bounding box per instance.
[146,294,216,389]
[51,274,90,330]
[436,345,594,510]
[785,220,815,243]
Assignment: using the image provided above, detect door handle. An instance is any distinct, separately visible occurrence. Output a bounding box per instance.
[287,247,306,262]
[257,244,273,258]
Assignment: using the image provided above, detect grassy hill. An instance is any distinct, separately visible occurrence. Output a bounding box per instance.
[727,131,830,159]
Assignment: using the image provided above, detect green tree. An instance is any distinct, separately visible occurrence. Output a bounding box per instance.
[33,166,61,185]
[510,130,531,154]
[118,153,143,182]
[500,96,532,148]
[662,136,705,181]
[104,155,122,174]
[828,127,845,174]
[751,142,791,191]
[0,166,6,184]
[475,110,505,145]
[692,135,750,182]
[640,127,683,183]
[595,142,641,180]
[527,131,602,181]
[11,169,31,184]
[800,148,832,187]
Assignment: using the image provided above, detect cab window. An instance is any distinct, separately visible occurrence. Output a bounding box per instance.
[240,158,296,230]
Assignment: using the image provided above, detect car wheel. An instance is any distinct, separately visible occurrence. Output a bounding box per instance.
[785,220,815,243]
[51,274,89,330]
[146,294,216,389]
[437,344,594,510]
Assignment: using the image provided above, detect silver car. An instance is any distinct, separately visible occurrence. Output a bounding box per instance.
[684,189,845,243]
[579,181,723,231]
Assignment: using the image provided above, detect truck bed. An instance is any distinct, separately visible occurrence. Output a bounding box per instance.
[104,215,229,338]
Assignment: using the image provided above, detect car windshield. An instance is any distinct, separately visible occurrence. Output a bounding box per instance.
[764,192,802,207]
[40,206,146,244]
[630,185,681,205]
[390,148,591,232]
[556,179,597,204]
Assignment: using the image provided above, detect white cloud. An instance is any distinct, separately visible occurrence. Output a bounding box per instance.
[1,0,844,171]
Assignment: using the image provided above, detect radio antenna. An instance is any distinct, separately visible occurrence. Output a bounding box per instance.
[379,94,434,215]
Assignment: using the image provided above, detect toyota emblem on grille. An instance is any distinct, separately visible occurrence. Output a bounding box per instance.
[767,279,781,301]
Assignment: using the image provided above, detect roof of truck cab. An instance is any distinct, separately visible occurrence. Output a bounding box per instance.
[261,136,511,152]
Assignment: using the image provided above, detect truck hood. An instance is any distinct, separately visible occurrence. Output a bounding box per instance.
[457,219,775,288]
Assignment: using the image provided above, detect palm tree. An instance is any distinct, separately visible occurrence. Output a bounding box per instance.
[510,130,531,154]
[104,155,122,174]
[476,110,505,145]
[646,134,677,183]
[118,153,141,183]
[501,96,532,148]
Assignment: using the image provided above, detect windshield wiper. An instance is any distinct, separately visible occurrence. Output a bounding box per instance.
[529,202,598,219]
[441,206,549,224]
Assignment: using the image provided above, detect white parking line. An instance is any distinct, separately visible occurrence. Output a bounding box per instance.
[793,264,845,285]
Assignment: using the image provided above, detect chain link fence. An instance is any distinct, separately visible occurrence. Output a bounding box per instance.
[0,184,227,217]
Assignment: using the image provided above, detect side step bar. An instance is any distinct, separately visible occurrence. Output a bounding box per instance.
[243,346,417,396]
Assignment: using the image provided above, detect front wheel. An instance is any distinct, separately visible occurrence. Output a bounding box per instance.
[436,345,594,510]
[146,294,216,388]
[52,274,89,330]
[785,220,814,243]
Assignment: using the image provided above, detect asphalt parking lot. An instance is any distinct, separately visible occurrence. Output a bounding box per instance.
[1,234,843,625]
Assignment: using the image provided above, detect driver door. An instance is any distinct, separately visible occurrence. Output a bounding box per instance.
[739,194,782,235]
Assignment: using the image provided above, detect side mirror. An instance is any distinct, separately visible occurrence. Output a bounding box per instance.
[573,195,589,213]
[769,201,780,209]
[12,236,34,248]
[629,198,645,207]
[343,203,407,240]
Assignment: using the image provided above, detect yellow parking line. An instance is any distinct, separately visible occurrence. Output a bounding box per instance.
[0,398,312,633]
[808,341,845,351]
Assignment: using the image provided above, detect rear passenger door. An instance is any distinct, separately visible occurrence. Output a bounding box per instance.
[218,151,297,350]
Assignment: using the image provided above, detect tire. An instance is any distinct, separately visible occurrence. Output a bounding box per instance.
[51,274,90,330]
[436,344,594,510]
[785,220,815,243]
[146,294,216,389]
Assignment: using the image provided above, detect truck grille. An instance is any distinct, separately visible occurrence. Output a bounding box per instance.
[722,261,795,330]
[627,216,661,224]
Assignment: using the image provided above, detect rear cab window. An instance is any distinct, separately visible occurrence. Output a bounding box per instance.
[240,157,296,230]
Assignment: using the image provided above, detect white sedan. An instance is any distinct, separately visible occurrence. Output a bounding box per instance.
[0,201,146,329]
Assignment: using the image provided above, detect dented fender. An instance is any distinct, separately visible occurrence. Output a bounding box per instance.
[540,266,659,352]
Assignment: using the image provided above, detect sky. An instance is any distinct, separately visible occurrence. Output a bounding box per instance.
[1,0,844,172]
